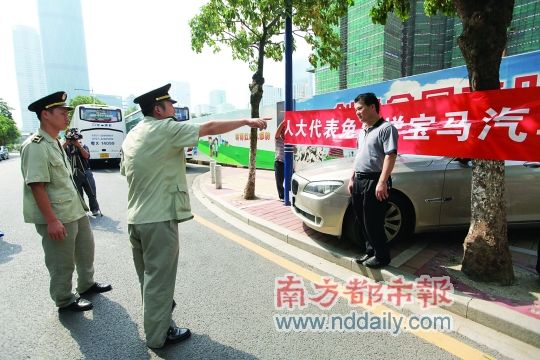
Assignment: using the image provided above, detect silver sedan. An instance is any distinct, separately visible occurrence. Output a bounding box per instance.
[290,155,540,245]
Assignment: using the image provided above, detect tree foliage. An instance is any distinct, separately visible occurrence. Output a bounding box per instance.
[0,98,14,119]
[125,105,139,116]
[68,95,106,118]
[0,98,21,146]
[369,0,516,284]
[370,0,455,24]
[68,95,105,108]
[190,0,353,199]
[190,0,353,71]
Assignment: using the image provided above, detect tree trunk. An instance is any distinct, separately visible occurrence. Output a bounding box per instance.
[455,0,515,284]
[243,68,264,200]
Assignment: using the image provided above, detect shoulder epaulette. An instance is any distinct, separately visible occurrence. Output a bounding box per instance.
[32,135,44,143]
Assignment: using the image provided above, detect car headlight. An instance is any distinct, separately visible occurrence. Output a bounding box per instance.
[303,181,343,196]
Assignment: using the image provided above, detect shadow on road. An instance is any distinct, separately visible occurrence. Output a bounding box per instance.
[89,215,124,234]
[0,235,22,265]
[186,163,210,175]
[151,333,257,359]
[59,295,257,359]
[89,161,120,171]
[59,296,150,360]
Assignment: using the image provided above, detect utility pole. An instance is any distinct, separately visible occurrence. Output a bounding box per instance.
[283,0,294,206]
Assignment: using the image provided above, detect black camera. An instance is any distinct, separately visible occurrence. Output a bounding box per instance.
[65,128,82,140]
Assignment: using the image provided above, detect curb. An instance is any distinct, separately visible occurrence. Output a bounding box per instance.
[187,159,211,166]
[193,172,540,348]
[187,158,248,169]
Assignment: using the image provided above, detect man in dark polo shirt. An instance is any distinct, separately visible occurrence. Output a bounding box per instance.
[348,92,398,269]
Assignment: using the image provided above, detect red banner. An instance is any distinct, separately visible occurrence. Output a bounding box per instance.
[283,109,360,148]
[284,87,540,161]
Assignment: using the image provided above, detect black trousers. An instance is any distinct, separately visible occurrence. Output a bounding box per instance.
[274,160,284,200]
[75,170,100,213]
[351,175,391,261]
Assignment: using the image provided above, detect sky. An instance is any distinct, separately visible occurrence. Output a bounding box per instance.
[0,0,312,126]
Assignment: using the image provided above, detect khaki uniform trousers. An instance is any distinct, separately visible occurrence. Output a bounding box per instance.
[128,220,179,348]
[35,216,95,307]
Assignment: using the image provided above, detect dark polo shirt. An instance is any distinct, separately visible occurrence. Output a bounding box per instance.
[354,118,398,173]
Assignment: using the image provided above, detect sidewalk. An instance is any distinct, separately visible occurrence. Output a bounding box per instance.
[192,164,540,348]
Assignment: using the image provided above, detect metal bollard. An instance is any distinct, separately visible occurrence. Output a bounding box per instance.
[215,164,222,189]
[209,160,216,184]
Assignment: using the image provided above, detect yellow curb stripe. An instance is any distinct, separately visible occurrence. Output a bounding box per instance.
[194,214,492,360]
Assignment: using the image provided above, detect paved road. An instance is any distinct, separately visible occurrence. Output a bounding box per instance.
[0,154,511,359]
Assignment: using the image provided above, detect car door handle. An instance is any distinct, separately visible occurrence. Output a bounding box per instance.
[524,162,540,168]
[425,197,452,203]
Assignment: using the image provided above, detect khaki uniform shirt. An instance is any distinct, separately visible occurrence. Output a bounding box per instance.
[121,116,200,224]
[21,128,87,224]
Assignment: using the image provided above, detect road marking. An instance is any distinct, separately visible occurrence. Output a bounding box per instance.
[194,214,492,360]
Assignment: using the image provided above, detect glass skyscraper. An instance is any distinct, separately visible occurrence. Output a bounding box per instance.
[315,0,540,94]
[451,0,540,66]
[314,1,403,94]
[12,26,47,133]
[37,0,90,97]
[401,0,455,76]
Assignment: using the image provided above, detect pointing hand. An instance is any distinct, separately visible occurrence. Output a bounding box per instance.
[248,117,270,130]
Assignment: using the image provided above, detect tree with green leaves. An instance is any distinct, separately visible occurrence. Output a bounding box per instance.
[190,0,353,199]
[69,95,105,108]
[0,98,14,119]
[68,95,106,119]
[125,105,139,116]
[371,0,515,284]
[0,98,21,146]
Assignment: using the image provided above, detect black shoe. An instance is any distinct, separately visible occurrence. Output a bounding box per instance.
[80,282,112,296]
[355,253,373,264]
[164,326,191,346]
[364,256,390,269]
[59,298,93,312]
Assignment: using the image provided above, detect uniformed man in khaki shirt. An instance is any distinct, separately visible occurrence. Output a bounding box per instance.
[21,92,112,312]
[121,84,268,349]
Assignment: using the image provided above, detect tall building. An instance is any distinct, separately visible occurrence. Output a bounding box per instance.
[215,103,236,113]
[209,89,226,106]
[315,0,540,94]
[170,81,191,108]
[262,84,284,106]
[401,0,455,76]
[507,0,540,54]
[293,79,314,100]
[37,0,90,97]
[451,0,540,66]
[315,0,403,94]
[12,26,47,133]
[194,104,216,116]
